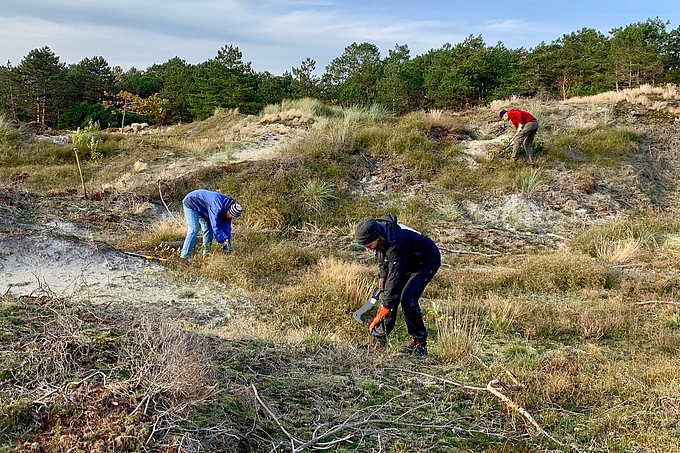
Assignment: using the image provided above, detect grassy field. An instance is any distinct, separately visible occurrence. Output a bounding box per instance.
[2,92,680,452]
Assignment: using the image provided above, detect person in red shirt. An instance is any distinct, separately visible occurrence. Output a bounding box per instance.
[499,109,539,165]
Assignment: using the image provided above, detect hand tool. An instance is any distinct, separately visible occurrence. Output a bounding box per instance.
[352,288,382,324]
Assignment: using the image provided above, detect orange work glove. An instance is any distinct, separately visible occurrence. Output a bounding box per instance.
[368,305,390,330]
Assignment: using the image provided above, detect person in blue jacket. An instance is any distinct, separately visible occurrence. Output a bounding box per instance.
[354,214,441,356]
[180,189,242,259]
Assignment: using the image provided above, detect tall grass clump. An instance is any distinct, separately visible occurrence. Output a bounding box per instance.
[514,252,613,292]
[517,167,546,198]
[263,98,344,119]
[268,256,376,338]
[571,217,671,258]
[299,178,338,217]
[0,115,28,147]
[334,104,392,143]
[201,236,317,290]
[429,300,485,362]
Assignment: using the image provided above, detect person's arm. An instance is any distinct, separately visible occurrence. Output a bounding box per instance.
[208,199,232,245]
[380,244,409,311]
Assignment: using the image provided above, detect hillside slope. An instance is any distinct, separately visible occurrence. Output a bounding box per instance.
[2,92,680,452]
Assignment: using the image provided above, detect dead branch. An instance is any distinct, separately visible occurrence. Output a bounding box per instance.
[438,246,502,257]
[291,226,332,236]
[486,380,566,448]
[158,180,183,226]
[251,383,304,448]
[73,148,88,199]
[387,368,567,448]
[34,370,106,405]
[635,300,680,307]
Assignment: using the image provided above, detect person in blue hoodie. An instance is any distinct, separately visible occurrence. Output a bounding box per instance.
[354,214,441,356]
[180,189,242,260]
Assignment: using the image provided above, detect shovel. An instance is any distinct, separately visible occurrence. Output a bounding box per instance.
[352,288,382,324]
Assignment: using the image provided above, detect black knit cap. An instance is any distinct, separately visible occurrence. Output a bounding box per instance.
[354,216,380,245]
[499,109,508,119]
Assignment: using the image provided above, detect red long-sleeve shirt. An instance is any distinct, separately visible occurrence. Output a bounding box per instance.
[507,109,536,130]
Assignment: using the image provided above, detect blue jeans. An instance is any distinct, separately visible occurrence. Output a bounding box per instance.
[180,205,214,259]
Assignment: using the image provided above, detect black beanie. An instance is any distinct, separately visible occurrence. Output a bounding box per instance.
[355,216,380,245]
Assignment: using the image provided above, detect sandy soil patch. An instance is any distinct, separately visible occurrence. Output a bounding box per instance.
[0,232,247,327]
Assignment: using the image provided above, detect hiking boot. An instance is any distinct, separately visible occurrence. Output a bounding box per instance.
[359,336,386,351]
[401,336,428,356]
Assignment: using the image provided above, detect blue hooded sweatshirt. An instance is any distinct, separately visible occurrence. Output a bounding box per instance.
[182,189,237,243]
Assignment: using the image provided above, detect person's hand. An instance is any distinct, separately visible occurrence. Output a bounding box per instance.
[517,124,523,132]
[378,277,386,291]
[222,239,233,253]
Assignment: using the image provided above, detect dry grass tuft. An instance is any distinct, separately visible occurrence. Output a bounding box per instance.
[483,293,526,333]
[565,83,680,114]
[123,313,217,414]
[577,307,627,339]
[133,160,148,173]
[595,239,643,264]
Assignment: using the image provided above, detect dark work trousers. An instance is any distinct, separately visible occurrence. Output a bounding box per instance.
[512,119,538,164]
[371,267,438,340]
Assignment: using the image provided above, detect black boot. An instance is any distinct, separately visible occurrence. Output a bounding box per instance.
[401,336,428,356]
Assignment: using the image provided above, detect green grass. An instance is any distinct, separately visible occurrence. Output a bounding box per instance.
[547,123,639,167]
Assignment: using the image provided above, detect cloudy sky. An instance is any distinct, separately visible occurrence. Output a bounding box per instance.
[0,0,677,75]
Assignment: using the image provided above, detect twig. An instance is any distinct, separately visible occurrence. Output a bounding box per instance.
[635,300,680,307]
[158,180,183,226]
[131,392,151,416]
[73,148,88,199]
[251,384,304,447]
[486,380,566,447]
[34,370,105,404]
[291,226,332,236]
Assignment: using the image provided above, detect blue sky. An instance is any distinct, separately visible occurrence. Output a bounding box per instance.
[0,0,677,75]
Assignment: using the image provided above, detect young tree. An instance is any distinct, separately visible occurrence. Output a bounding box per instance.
[116,67,161,97]
[190,45,261,119]
[258,71,294,106]
[292,58,320,98]
[147,57,194,124]
[104,91,167,130]
[377,44,413,114]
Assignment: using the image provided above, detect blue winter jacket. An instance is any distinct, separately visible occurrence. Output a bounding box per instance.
[183,189,236,243]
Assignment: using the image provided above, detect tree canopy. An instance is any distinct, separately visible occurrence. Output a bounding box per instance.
[2,18,679,129]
